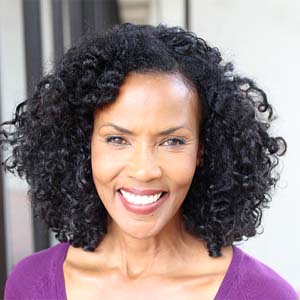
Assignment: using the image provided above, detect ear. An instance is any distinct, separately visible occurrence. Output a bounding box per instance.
[196,142,204,167]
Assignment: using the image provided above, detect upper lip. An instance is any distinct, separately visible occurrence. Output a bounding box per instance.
[119,187,166,196]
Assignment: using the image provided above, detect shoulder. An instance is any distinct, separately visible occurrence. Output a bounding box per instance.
[235,247,298,300]
[4,242,69,300]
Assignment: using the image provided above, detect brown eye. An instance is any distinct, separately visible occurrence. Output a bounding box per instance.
[105,136,128,145]
[162,138,186,146]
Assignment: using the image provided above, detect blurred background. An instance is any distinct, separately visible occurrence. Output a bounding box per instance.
[0,0,299,296]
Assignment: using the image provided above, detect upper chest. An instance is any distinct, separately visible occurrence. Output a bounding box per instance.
[63,263,224,300]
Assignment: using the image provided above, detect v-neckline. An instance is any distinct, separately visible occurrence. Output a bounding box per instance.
[56,243,242,300]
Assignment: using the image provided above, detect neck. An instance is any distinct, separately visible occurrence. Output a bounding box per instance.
[96,212,206,279]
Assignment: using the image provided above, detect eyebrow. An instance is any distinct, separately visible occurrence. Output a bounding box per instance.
[99,123,191,136]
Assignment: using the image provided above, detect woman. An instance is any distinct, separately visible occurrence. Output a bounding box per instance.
[2,23,297,300]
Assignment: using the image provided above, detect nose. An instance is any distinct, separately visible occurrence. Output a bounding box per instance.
[127,143,162,182]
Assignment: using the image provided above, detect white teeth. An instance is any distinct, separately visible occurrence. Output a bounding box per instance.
[120,189,163,205]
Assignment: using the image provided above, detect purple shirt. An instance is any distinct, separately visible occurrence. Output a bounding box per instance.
[4,242,298,300]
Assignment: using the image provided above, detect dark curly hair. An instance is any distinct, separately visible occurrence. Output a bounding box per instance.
[0,23,286,257]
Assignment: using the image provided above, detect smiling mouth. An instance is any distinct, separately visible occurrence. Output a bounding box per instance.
[117,189,167,206]
[117,189,169,215]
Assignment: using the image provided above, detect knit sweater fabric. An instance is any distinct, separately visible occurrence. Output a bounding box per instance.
[4,242,298,300]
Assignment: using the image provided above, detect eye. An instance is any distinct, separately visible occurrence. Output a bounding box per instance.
[105,136,186,147]
[105,136,128,145]
[161,138,186,146]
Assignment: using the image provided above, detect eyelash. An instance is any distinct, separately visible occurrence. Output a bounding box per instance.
[105,136,186,147]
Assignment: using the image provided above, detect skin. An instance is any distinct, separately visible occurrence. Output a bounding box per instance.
[63,72,233,300]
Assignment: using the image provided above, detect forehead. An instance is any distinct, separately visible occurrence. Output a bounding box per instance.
[121,72,195,98]
[94,72,200,127]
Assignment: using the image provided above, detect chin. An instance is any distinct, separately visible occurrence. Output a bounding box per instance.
[115,219,166,240]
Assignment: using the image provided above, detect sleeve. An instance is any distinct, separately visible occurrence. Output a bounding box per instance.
[4,260,29,299]
[4,255,45,300]
[239,255,299,300]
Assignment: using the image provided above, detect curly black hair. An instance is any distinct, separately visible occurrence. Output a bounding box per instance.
[0,23,286,257]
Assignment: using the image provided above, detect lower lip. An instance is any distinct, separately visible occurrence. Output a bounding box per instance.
[117,190,169,215]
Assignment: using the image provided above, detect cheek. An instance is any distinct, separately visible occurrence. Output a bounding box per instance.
[166,153,197,189]
[91,138,198,188]
[91,142,120,185]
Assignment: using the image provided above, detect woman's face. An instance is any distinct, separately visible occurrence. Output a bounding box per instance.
[91,72,202,238]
